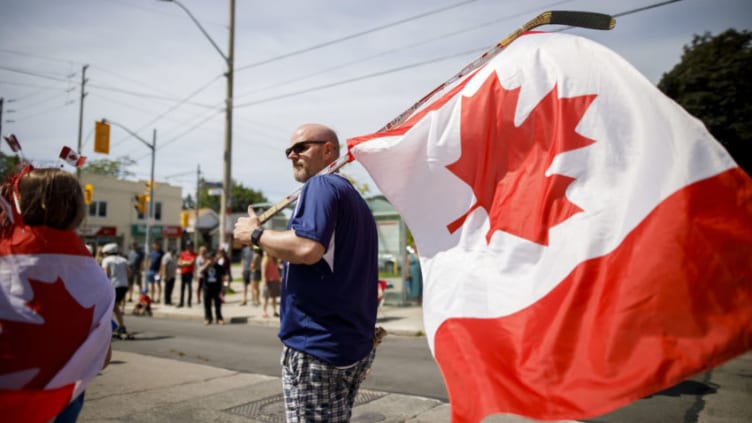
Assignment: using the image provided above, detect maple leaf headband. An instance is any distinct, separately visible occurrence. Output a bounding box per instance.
[1,134,87,229]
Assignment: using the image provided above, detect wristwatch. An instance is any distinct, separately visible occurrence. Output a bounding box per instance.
[251,227,265,247]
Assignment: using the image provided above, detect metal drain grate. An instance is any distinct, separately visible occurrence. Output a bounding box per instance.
[224,389,387,422]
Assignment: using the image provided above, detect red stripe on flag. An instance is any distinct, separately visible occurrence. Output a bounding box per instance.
[434,167,752,422]
[0,384,74,423]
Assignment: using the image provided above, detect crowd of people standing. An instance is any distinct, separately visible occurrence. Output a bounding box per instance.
[98,240,277,322]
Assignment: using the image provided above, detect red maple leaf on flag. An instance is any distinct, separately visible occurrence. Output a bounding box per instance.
[446,73,596,245]
[0,277,94,389]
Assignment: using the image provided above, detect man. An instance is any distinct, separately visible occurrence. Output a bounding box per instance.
[101,243,130,336]
[240,244,253,306]
[234,123,379,422]
[145,240,164,302]
[126,241,144,303]
[160,247,178,305]
[250,248,262,305]
[176,241,197,308]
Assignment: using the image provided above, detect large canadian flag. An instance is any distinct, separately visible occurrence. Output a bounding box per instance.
[0,225,114,422]
[349,32,752,422]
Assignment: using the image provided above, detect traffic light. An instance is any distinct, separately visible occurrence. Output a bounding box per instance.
[145,179,155,193]
[83,184,94,205]
[134,194,147,214]
[94,121,110,154]
[180,210,190,228]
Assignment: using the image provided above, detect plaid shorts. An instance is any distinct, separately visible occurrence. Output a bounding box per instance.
[281,346,375,422]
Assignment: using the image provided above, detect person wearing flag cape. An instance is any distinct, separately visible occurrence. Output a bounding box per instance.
[1,162,114,422]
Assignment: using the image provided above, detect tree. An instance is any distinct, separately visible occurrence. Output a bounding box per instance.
[190,179,267,213]
[82,156,136,178]
[658,29,752,175]
[182,193,196,210]
[0,151,21,181]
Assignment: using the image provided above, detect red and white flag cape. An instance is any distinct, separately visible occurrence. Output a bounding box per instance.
[0,225,114,422]
[349,32,752,422]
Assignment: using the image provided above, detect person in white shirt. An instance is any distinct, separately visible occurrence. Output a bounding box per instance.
[101,243,131,335]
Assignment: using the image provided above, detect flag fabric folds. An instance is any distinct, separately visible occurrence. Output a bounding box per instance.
[348,32,752,422]
[0,225,114,422]
[59,146,87,168]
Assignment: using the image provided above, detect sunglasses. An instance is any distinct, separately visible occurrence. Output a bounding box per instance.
[285,140,327,157]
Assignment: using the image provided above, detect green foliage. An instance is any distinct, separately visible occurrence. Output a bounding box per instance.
[82,155,136,178]
[193,179,267,213]
[658,29,752,174]
[182,193,196,210]
[0,152,21,181]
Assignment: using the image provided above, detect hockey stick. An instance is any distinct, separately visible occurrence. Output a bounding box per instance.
[256,10,615,224]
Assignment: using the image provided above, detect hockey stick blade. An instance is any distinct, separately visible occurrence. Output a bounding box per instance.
[547,11,616,30]
[255,10,615,225]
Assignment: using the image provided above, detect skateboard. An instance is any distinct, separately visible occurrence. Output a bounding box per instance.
[112,330,137,340]
[111,320,137,340]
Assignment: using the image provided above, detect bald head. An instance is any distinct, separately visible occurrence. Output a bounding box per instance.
[288,123,341,182]
[292,124,340,152]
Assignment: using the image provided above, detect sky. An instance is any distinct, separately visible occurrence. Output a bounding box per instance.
[1,0,750,204]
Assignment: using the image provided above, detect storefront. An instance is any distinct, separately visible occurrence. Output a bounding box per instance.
[131,224,183,251]
[79,225,121,251]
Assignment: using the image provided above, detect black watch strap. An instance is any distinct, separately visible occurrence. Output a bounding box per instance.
[251,227,264,247]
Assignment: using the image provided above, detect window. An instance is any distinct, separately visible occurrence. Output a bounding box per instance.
[138,201,162,221]
[88,201,107,218]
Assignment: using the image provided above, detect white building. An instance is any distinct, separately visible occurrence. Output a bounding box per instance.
[78,172,183,252]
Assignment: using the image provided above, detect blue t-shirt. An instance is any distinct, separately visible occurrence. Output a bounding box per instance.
[148,249,164,272]
[279,174,378,365]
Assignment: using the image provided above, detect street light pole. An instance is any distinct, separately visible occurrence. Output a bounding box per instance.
[159,0,235,249]
[76,64,88,179]
[101,119,157,256]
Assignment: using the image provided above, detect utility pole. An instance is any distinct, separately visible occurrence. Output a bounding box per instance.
[76,64,89,179]
[194,164,201,247]
[219,0,236,249]
[100,119,157,256]
[146,129,157,255]
[0,97,4,145]
[158,0,235,250]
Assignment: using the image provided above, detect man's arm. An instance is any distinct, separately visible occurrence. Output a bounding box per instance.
[234,206,325,265]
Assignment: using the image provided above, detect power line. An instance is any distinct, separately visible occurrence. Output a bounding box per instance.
[234,0,480,73]
[234,0,574,102]
[89,64,179,99]
[132,109,224,161]
[235,49,473,109]
[613,0,683,18]
[88,82,215,108]
[113,75,224,145]
[234,0,685,109]
[0,48,81,66]
[0,65,73,83]
[93,0,686,159]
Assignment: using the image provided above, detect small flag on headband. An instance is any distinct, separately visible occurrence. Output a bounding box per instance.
[3,134,22,152]
[59,146,87,168]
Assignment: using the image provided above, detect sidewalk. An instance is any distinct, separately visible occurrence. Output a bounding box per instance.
[80,350,562,423]
[131,264,427,337]
[82,266,560,422]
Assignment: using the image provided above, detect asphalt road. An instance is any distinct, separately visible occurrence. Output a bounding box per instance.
[114,316,752,423]
[111,316,450,401]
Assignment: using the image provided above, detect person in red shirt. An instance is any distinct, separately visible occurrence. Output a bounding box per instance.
[176,242,197,308]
